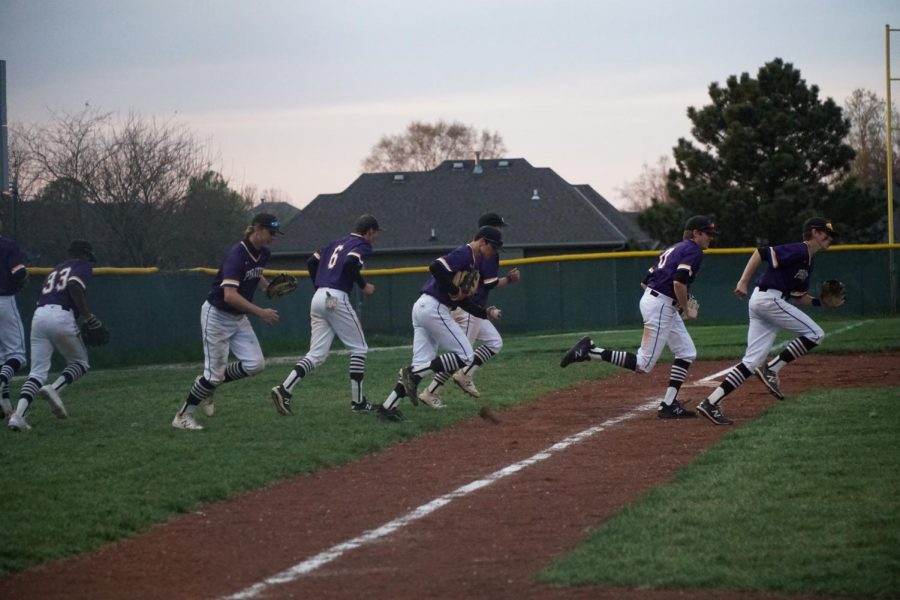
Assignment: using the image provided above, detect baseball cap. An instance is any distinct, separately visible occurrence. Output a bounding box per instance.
[68,239,97,263]
[684,215,719,235]
[354,214,381,234]
[478,212,509,228]
[251,213,283,235]
[475,225,503,249]
[803,217,839,237]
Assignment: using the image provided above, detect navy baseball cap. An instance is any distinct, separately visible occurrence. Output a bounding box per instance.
[475,225,503,249]
[684,215,719,235]
[803,217,839,237]
[68,239,97,262]
[478,212,509,228]
[252,213,283,235]
[354,214,381,234]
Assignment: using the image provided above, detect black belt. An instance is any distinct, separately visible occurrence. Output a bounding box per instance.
[42,304,73,312]
[757,286,788,300]
[648,289,678,307]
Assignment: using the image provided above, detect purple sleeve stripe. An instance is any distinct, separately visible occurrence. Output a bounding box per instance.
[769,248,779,268]
[220,279,240,287]
[11,264,26,273]
[436,257,452,271]
[483,276,499,285]
[676,263,693,275]
[68,275,87,289]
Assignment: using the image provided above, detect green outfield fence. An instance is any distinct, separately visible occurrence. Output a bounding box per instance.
[18,245,900,368]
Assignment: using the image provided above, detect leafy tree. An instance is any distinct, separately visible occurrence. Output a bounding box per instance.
[168,171,251,268]
[362,120,507,172]
[665,58,856,246]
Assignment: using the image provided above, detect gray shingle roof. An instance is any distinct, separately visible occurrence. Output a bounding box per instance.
[279,158,647,254]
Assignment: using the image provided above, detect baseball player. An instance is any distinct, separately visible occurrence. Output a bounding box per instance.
[171,213,282,430]
[0,214,29,419]
[271,215,380,416]
[8,240,100,431]
[418,212,519,407]
[560,215,719,419]
[376,226,504,421]
[696,217,838,425]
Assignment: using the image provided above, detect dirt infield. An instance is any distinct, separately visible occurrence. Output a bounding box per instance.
[2,354,898,600]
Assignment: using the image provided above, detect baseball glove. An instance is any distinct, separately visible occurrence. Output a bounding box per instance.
[452,269,481,296]
[80,315,110,346]
[686,295,700,315]
[265,273,298,299]
[818,279,846,307]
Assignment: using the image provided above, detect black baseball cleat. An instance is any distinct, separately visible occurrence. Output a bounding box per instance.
[657,400,697,419]
[375,404,404,422]
[560,336,593,368]
[398,367,420,404]
[350,397,375,414]
[696,399,734,425]
[754,367,785,400]
[271,385,294,416]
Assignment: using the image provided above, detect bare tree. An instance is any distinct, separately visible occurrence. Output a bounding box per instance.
[616,155,673,211]
[362,120,507,172]
[844,88,900,186]
[11,107,215,265]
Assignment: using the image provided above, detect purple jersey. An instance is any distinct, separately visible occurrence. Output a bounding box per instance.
[644,239,704,298]
[756,242,814,296]
[207,240,270,314]
[421,244,477,308]
[472,253,500,305]
[312,234,373,293]
[0,236,28,296]
[36,258,94,317]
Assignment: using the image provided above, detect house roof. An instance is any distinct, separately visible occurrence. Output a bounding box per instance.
[278,158,649,254]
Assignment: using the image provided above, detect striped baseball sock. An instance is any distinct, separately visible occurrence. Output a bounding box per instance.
[463,346,497,376]
[282,357,315,393]
[0,358,23,386]
[1,385,12,415]
[182,376,216,412]
[223,361,250,383]
[349,354,366,404]
[662,358,692,405]
[47,363,88,393]
[14,377,42,416]
[706,363,752,405]
[413,353,465,378]
[767,336,818,374]
[596,348,638,371]
[428,371,452,393]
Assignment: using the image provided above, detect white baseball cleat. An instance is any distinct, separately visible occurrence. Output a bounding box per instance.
[171,412,204,430]
[8,413,31,431]
[40,386,68,419]
[452,371,480,398]
[418,388,446,409]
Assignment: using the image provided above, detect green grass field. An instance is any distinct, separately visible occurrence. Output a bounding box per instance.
[1,316,899,596]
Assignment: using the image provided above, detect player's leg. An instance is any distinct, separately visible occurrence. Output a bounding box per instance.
[453,319,501,398]
[756,298,825,398]
[9,310,55,431]
[274,291,335,409]
[0,296,26,417]
[698,298,777,425]
[328,291,372,411]
[38,311,89,419]
[658,320,697,418]
[421,308,473,403]
[174,303,232,429]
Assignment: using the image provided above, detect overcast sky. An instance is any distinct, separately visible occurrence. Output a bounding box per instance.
[2,0,897,209]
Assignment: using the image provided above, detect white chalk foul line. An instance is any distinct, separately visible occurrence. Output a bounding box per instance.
[697,320,870,384]
[221,397,661,600]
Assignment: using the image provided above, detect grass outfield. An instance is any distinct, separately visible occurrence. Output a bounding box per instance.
[0,316,898,579]
[539,387,900,598]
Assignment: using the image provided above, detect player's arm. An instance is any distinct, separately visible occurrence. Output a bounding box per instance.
[456,297,488,320]
[343,253,373,294]
[493,267,520,289]
[672,279,693,318]
[307,251,321,282]
[66,281,93,320]
[734,250,764,298]
[429,259,462,298]
[223,286,279,324]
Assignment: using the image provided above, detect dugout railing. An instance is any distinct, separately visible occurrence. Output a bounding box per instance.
[17,245,900,368]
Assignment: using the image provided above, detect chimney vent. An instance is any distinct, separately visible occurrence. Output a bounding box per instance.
[531,188,540,201]
[473,151,483,175]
